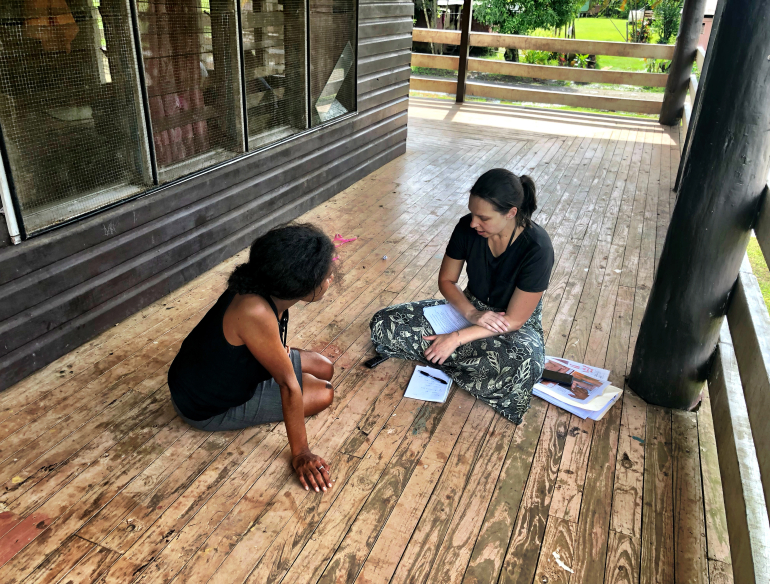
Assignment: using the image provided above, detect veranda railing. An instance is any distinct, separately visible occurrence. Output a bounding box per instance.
[411,28,674,115]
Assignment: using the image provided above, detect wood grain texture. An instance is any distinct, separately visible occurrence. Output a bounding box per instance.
[498,406,571,584]
[708,324,770,584]
[549,415,594,522]
[640,406,674,584]
[461,398,549,584]
[726,270,770,515]
[610,388,647,538]
[532,516,578,584]
[604,531,640,584]
[570,399,622,584]
[0,98,726,584]
[360,393,486,584]
[424,413,519,584]
[672,410,708,584]
[696,391,732,567]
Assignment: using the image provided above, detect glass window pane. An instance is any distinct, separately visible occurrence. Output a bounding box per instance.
[137,0,244,183]
[0,0,153,234]
[241,0,306,149]
[309,0,356,126]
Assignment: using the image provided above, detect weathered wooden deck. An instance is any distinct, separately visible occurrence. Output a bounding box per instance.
[0,98,733,584]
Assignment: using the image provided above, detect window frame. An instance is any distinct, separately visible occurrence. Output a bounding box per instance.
[0,0,358,241]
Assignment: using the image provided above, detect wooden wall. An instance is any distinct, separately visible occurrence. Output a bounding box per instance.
[0,0,413,391]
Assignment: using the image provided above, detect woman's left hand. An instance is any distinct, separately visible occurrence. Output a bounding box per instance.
[423,333,460,365]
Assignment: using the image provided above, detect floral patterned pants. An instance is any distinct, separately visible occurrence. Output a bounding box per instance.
[369,291,545,425]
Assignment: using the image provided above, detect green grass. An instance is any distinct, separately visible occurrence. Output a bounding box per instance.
[531,17,665,72]
[747,238,770,313]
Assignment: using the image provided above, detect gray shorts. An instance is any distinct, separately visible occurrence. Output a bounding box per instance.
[171,348,304,432]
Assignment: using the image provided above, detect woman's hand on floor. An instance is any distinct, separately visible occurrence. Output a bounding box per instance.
[423,333,461,365]
[292,450,333,492]
[466,309,509,334]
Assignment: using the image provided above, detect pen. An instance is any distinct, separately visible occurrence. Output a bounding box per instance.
[419,370,447,384]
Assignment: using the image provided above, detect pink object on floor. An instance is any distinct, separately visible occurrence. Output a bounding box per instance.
[332,256,340,262]
[333,234,358,247]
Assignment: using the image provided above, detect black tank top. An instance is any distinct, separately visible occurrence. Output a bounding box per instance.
[168,289,289,421]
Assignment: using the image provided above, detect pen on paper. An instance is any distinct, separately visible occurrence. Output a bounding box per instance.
[419,370,447,384]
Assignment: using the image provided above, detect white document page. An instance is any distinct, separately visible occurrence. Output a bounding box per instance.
[544,355,610,381]
[423,304,472,335]
[404,366,453,403]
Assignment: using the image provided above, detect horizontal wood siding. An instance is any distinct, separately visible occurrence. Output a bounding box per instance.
[0,2,413,391]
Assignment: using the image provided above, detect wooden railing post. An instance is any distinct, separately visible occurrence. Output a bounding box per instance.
[456,0,473,103]
[658,0,707,125]
[628,0,770,409]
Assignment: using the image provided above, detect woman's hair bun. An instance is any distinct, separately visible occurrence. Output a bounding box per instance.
[519,174,537,216]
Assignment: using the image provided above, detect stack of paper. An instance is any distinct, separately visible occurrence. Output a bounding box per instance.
[423,303,472,335]
[404,365,453,403]
[534,356,623,421]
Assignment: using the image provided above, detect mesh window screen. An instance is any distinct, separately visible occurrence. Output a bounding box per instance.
[309,0,355,127]
[241,0,306,149]
[137,0,244,183]
[0,0,152,234]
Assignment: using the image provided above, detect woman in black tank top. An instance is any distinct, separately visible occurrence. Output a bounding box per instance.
[168,223,336,493]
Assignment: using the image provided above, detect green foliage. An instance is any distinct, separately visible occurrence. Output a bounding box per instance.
[651,0,682,44]
[747,238,770,313]
[644,58,670,73]
[574,53,590,68]
[522,49,556,65]
[557,53,590,67]
[474,0,585,36]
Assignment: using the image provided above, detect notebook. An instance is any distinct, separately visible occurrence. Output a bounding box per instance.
[404,365,453,403]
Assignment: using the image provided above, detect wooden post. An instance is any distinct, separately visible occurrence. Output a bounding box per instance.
[455,0,472,103]
[674,0,725,192]
[628,0,770,409]
[658,0,707,125]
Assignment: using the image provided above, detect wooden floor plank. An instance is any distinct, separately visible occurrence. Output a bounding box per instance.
[532,516,578,584]
[569,399,622,584]
[0,98,726,584]
[604,530,640,584]
[390,398,496,584]
[672,410,708,584]
[313,395,463,584]
[549,415,594,522]
[419,412,519,584]
[498,406,571,584]
[697,391,733,573]
[461,398,549,584]
[352,396,489,584]
[640,405,674,584]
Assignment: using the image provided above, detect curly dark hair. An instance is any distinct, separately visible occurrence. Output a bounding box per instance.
[228,223,336,300]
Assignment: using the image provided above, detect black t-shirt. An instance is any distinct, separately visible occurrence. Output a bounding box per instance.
[445,214,554,309]
[168,290,285,421]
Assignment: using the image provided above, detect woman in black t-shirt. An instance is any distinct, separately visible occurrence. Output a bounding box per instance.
[370,169,554,424]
